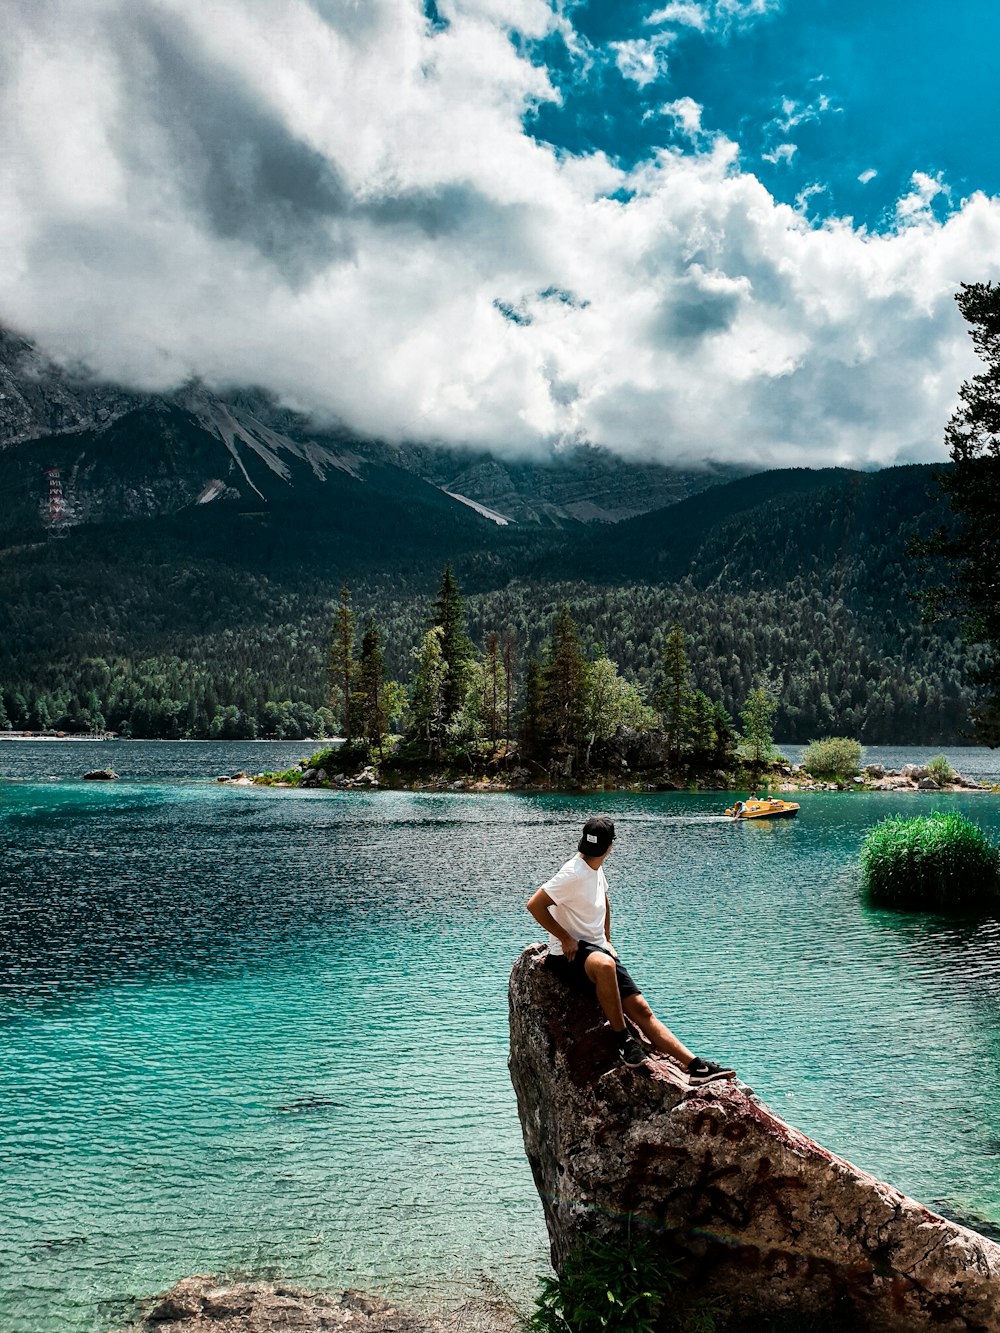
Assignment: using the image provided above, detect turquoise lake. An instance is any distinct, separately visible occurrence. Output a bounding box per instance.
[2,742,1000,1332]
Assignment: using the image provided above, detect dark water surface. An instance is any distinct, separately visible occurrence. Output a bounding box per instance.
[2,743,1000,1331]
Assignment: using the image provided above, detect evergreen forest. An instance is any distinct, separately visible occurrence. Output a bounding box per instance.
[0,437,988,745]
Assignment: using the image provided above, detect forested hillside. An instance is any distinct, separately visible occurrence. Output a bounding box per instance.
[0,444,982,743]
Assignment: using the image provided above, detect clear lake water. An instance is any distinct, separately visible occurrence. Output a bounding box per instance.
[1,741,999,1331]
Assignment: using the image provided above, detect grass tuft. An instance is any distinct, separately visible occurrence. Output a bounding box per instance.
[860,812,1000,910]
[527,1231,723,1333]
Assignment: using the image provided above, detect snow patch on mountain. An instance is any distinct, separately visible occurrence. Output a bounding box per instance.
[441,489,512,525]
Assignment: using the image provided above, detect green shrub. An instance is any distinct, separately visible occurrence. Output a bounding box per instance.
[926,754,955,785]
[254,765,302,786]
[801,736,863,778]
[860,812,1000,910]
[527,1231,721,1333]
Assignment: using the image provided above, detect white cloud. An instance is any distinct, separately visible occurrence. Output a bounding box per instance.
[895,170,951,226]
[610,34,675,87]
[858,168,878,185]
[760,86,837,176]
[655,96,709,143]
[771,91,834,133]
[647,3,709,29]
[792,182,834,221]
[763,142,797,166]
[647,0,779,33]
[1,0,999,470]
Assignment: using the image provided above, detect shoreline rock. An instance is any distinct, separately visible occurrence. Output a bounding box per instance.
[508,944,1000,1331]
[118,1276,520,1333]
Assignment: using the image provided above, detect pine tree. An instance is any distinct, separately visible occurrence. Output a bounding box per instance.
[710,700,738,769]
[687,689,718,768]
[448,660,485,760]
[431,563,474,729]
[539,604,588,768]
[408,626,449,759]
[740,685,777,776]
[518,657,545,764]
[502,629,518,763]
[657,624,694,766]
[356,621,388,753]
[918,282,1000,744]
[481,631,505,754]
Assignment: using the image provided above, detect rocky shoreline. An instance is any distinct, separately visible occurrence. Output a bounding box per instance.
[219,757,995,795]
[778,760,989,794]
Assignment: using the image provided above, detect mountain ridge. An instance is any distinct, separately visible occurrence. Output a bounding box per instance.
[0,324,748,528]
[0,325,972,746]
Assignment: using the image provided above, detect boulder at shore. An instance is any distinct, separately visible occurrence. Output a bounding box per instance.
[508,944,1000,1331]
[118,1276,519,1333]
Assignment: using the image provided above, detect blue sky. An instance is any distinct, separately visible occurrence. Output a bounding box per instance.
[524,0,997,228]
[2,0,999,467]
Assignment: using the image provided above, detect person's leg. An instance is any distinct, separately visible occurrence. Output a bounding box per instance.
[581,949,647,1066]
[582,949,626,1030]
[622,992,694,1066]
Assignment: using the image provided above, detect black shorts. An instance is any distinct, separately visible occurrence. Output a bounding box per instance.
[545,940,641,1000]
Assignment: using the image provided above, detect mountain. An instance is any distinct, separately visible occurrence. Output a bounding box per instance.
[365,439,747,525]
[0,324,973,746]
[0,400,546,599]
[0,417,970,744]
[546,463,944,590]
[0,327,143,446]
[0,324,745,530]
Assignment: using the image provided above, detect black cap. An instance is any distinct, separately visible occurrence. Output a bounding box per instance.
[578,816,615,856]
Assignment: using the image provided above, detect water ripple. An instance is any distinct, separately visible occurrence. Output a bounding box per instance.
[1,757,1000,1332]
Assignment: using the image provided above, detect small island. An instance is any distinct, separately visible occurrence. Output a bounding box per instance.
[221,571,996,798]
[240,747,992,795]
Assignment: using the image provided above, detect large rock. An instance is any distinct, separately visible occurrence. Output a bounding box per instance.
[508,945,1000,1331]
[604,724,670,771]
[119,1276,519,1333]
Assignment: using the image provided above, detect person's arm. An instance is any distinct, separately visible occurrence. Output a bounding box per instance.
[526,888,578,960]
[604,893,617,958]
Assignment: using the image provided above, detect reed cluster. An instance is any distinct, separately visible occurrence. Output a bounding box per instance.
[860,812,1000,910]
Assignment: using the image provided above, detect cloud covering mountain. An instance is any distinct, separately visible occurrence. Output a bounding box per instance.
[2,0,1000,466]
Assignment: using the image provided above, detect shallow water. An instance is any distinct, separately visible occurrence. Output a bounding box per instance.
[1,744,1000,1331]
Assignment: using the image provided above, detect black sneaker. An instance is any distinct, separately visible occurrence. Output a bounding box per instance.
[617,1034,648,1067]
[687,1057,735,1086]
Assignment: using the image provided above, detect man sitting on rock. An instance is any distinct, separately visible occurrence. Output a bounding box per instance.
[527,816,734,1084]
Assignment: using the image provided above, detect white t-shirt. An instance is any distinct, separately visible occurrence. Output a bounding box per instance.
[540,853,609,956]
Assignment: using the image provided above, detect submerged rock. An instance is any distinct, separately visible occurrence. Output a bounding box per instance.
[508,945,1000,1331]
[120,1276,519,1332]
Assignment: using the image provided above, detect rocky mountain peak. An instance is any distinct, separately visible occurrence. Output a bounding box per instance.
[0,326,143,447]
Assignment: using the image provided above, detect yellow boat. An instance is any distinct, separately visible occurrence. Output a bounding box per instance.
[724,798,800,820]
